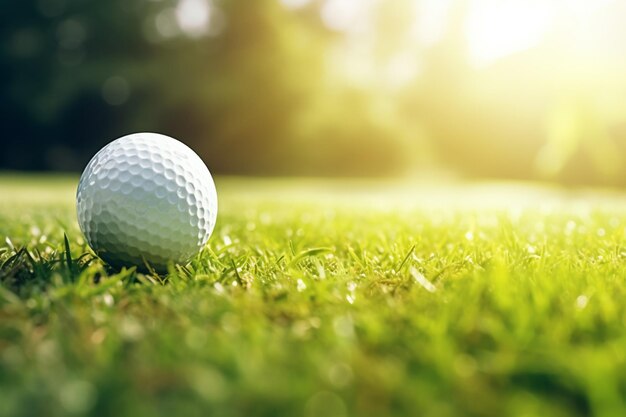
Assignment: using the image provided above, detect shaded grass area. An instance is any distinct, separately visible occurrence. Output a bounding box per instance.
[1,174,626,417]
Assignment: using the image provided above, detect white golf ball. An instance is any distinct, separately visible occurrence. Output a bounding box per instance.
[76,133,218,272]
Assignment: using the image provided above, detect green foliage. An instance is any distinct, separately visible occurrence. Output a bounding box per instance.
[1,175,626,417]
[2,0,421,175]
[4,0,626,182]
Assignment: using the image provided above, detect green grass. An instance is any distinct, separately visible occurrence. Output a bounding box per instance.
[1,174,626,417]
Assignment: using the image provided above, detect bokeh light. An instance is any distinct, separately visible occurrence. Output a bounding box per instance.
[1,0,625,185]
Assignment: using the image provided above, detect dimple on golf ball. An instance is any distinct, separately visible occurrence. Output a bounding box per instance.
[76,133,218,272]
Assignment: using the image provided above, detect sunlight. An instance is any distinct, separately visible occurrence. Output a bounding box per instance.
[464,0,619,69]
[314,0,622,72]
[385,53,421,89]
[280,0,311,9]
[176,0,211,38]
[320,0,372,33]
[321,0,421,90]
[412,0,453,47]
[465,0,553,68]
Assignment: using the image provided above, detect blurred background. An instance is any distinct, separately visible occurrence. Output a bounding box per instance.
[2,0,626,185]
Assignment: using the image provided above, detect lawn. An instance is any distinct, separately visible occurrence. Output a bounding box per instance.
[1,174,625,417]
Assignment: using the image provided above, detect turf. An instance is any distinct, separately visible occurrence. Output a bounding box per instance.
[1,175,625,417]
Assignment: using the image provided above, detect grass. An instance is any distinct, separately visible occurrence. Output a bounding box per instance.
[1,174,626,417]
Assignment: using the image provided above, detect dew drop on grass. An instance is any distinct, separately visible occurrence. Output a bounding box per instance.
[410,267,436,293]
[213,282,225,294]
[101,293,114,306]
[297,279,306,292]
[576,295,589,310]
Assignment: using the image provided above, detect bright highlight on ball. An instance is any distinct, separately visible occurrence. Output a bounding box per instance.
[76,133,218,272]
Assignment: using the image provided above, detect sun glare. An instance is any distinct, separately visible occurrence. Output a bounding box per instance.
[316,0,620,73]
[464,0,553,68]
[464,0,620,68]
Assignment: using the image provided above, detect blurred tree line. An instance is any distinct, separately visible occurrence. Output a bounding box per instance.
[1,0,413,176]
[1,0,625,185]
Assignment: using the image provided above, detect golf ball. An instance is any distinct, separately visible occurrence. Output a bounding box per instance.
[76,133,218,272]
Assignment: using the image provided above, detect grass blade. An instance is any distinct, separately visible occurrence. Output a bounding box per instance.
[397,245,415,272]
[289,247,333,267]
[63,233,74,275]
